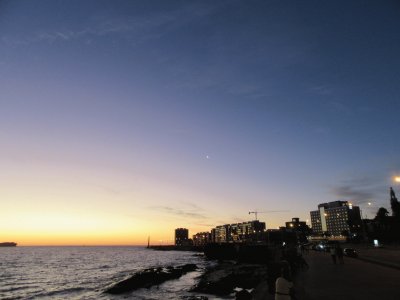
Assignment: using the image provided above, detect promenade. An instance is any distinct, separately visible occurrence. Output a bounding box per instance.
[254,249,400,300]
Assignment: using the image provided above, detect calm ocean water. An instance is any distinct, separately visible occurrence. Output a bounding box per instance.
[0,246,225,300]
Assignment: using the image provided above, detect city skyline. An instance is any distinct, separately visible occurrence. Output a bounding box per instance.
[1,0,400,245]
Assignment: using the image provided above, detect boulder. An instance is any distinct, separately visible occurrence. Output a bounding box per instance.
[235,289,252,300]
[191,262,268,296]
[104,264,197,294]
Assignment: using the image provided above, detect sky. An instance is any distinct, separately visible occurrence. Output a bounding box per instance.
[1,0,400,245]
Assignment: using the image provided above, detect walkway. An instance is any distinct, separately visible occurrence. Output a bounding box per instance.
[293,250,400,300]
[254,251,400,300]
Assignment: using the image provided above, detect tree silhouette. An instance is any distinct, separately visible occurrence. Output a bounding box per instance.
[375,207,389,221]
[390,187,400,219]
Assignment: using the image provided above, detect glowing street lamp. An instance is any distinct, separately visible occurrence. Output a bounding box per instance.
[394,176,400,183]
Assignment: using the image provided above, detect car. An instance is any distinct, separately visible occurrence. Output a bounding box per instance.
[312,243,326,251]
[343,248,358,258]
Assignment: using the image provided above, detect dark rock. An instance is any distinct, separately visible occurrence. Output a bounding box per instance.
[104,264,198,294]
[191,262,268,296]
[182,264,198,272]
[235,289,252,300]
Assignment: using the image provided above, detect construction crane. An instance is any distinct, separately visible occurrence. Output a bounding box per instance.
[248,210,289,221]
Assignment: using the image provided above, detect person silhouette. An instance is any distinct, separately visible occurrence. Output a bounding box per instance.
[337,245,344,264]
[275,264,294,299]
[330,246,337,264]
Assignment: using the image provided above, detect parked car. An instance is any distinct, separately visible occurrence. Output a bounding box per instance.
[343,248,358,258]
[312,243,326,251]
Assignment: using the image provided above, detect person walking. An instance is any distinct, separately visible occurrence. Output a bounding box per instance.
[337,245,344,264]
[275,265,295,299]
[330,246,337,264]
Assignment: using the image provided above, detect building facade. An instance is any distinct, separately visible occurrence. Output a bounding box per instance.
[175,228,189,246]
[212,220,266,243]
[284,217,311,243]
[310,201,362,236]
[214,225,230,243]
[285,217,308,230]
[192,232,212,246]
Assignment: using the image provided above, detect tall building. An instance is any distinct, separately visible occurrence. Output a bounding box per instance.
[310,201,362,236]
[175,228,189,246]
[212,220,266,243]
[285,217,311,243]
[214,225,230,243]
[192,232,211,246]
[285,218,310,233]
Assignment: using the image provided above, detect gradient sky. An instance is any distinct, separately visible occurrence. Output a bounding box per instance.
[1,0,400,245]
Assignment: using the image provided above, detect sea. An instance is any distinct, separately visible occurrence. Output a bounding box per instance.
[0,246,227,300]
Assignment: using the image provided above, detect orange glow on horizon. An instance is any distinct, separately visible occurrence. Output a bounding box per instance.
[0,210,217,246]
[0,210,180,246]
[1,212,290,246]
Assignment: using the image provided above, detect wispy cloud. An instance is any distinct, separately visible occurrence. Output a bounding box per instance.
[329,100,353,114]
[330,176,387,205]
[150,205,208,220]
[309,85,332,96]
[2,17,166,47]
[1,3,224,48]
[331,185,375,204]
[226,84,270,99]
[193,222,216,227]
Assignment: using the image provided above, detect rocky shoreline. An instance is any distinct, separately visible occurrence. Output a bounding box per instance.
[104,264,198,294]
[191,261,270,299]
[103,260,276,299]
[104,245,291,299]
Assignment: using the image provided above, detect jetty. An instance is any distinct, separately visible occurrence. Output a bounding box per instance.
[148,245,203,252]
[0,242,17,247]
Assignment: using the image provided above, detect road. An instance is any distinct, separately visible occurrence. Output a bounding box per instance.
[293,250,400,300]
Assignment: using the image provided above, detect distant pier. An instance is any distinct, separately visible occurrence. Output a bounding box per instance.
[148,245,203,252]
[0,242,17,247]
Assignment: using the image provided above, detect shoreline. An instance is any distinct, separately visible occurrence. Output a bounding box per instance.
[148,245,204,252]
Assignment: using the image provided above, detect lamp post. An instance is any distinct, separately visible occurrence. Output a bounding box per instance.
[360,202,373,243]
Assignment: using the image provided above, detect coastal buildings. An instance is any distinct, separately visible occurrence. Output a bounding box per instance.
[174,228,189,246]
[284,217,311,243]
[213,225,229,243]
[285,217,308,231]
[310,201,362,237]
[211,220,266,243]
[192,232,212,246]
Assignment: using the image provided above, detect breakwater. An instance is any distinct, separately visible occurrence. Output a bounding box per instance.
[0,242,17,247]
[104,264,198,294]
[148,245,203,252]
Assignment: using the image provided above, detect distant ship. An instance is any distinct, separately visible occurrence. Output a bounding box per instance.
[0,242,17,247]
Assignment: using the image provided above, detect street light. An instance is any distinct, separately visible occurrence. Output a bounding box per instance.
[394,176,400,183]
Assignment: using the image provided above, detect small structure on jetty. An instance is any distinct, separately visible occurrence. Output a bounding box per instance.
[0,242,17,247]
